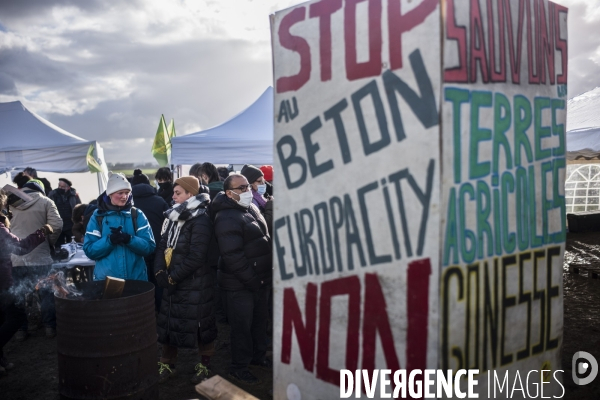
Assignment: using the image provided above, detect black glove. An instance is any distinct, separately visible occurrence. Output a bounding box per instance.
[109,226,131,245]
[155,269,169,288]
[109,226,123,245]
[118,231,132,244]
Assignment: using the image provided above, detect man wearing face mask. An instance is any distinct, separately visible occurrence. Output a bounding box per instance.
[211,174,272,385]
[48,178,81,245]
[155,167,174,205]
[240,165,273,235]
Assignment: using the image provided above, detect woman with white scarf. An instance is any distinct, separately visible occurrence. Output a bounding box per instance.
[154,176,217,384]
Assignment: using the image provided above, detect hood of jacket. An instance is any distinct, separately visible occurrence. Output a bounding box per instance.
[207,181,224,191]
[211,191,247,214]
[132,183,158,198]
[13,190,42,211]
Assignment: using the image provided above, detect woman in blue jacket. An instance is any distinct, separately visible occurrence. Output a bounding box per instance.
[83,172,156,281]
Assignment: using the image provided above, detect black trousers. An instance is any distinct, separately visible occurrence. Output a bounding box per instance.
[224,285,269,373]
[0,292,27,356]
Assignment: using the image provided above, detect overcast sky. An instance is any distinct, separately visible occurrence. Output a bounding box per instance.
[0,0,599,164]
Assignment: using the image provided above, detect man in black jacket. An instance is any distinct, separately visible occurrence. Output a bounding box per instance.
[212,174,272,385]
[48,178,81,245]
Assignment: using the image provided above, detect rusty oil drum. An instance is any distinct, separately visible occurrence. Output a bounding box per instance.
[55,280,158,400]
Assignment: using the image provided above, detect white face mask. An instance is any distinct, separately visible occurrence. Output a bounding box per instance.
[232,190,253,207]
[256,184,267,195]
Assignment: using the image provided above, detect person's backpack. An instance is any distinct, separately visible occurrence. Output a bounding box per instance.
[96,207,138,234]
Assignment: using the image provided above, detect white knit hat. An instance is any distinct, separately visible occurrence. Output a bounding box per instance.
[106,172,132,195]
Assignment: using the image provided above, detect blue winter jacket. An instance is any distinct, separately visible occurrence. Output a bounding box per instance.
[83,199,156,281]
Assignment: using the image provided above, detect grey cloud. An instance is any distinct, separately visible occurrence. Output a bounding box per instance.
[0,72,17,94]
[0,0,136,19]
[41,37,272,163]
[0,47,78,88]
[566,1,600,97]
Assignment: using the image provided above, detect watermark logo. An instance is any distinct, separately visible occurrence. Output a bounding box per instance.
[572,351,598,386]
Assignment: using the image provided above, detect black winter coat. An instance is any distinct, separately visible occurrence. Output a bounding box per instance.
[205,182,223,267]
[212,192,272,292]
[132,183,168,242]
[155,212,217,348]
[48,188,81,231]
[157,182,174,205]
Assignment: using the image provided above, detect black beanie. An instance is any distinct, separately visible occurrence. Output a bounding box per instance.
[240,164,263,184]
[131,169,150,186]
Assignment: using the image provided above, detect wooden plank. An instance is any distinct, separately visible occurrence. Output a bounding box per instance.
[195,375,259,400]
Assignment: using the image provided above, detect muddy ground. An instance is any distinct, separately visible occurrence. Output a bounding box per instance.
[2,230,600,399]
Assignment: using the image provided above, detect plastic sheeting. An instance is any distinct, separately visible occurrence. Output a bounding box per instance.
[0,101,108,192]
[171,87,273,166]
[567,87,600,161]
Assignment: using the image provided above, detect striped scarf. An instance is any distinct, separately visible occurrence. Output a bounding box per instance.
[161,193,210,251]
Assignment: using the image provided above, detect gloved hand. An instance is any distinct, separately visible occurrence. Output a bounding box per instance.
[39,224,54,236]
[109,226,123,245]
[109,226,131,245]
[155,269,169,288]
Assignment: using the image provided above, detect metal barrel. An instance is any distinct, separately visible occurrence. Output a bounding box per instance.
[55,280,158,400]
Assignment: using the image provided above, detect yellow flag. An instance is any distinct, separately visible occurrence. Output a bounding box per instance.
[151,115,170,167]
[167,118,176,140]
[87,144,102,173]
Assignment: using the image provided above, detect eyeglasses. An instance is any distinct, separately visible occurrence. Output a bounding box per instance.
[229,184,251,192]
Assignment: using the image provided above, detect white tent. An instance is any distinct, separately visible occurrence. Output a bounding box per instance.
[171,87,273,166]
[0,100,109,193]
[567,87,600,161]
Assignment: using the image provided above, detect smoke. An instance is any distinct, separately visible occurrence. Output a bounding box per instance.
[36,270,82,299]
[9,269,82,303]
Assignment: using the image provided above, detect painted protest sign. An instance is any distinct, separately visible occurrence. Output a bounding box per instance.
[440,0,568,396]
[271,0,441,398]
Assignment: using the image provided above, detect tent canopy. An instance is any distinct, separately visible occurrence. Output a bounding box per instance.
[0,100,108,192]
[567,87,600,161]
[171,87,273,166]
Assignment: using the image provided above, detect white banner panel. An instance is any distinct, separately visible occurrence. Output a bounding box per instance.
[272,0,441,398]
[440,0,568,397]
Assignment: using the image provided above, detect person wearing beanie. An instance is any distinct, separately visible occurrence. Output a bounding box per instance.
[258,165,273,182]
[83,172,156,281]
[48,178,81,245]
[240,164,273,234]
[154,177,216,384]
[131,169,151,186]
[259,165,274,197]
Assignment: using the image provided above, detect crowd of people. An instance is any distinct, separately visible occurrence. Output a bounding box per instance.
[0,163,275,386]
